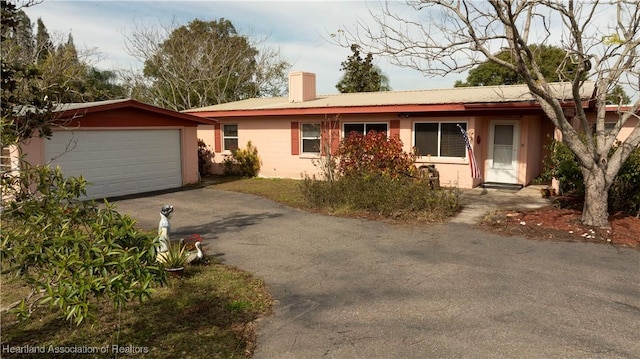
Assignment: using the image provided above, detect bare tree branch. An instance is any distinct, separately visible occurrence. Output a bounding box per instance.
[333,0,639,227]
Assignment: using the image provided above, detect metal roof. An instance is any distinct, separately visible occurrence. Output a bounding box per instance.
[185,82,596,113]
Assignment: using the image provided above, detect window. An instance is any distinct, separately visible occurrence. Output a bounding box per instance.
[605,122,616,133]
[592,122,618,135]
[343,123,388,137]
[301,123,320,153]
[415,122,467,158]
[1,147,12,173]
[223,124,238,150]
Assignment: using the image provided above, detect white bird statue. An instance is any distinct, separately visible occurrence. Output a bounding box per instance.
[180,238,204,264]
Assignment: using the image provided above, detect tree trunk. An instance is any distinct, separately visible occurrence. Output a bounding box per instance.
[581,166,611,228]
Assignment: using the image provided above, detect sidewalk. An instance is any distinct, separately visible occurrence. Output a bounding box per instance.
[451,184,552,224]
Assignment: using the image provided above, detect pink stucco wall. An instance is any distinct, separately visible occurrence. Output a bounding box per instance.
[617,117,639,141]
[198,114,483,188]
[521,115,543,185]
[557,111,638,142]
[199,116,336,179]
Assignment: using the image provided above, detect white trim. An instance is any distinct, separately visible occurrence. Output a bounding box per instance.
[486,120,520,184]
[222,124,238,151]
[300,122,321,154]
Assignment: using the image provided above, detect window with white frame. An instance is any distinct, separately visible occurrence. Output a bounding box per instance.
[343,123,388,137]
[1,147,12,173]
[223,124,238,151]
[414,122,467,158]
[301,123,321,154]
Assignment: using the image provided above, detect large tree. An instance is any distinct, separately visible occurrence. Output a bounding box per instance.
[125,18,290,111]
[454,44,581,87]
[1,1,54,146]
[1,8,125,104]
[1,0,164,325]
[35,17,53,63]
[336,44,391,93]
[455,44,631,103]
[339,0,640,227]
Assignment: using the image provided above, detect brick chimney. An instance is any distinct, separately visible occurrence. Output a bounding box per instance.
[288,71,316,103]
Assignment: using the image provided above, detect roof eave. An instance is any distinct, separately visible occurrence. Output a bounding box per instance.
[185,101,574,119]
[56,99,216,125]
[188,104,477,118]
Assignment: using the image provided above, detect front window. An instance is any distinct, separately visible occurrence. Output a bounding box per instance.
[223,124,238,151]
[343,123,388,137]
[1,147,12,173]
[415,122,467,158]
[301,123,320,153]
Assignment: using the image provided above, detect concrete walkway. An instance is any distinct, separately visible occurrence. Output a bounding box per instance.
[452,185,552,224]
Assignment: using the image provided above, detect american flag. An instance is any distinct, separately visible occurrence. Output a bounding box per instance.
[457,124,481,179]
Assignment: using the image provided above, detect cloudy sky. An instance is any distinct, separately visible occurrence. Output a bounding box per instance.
[23,0,463,95]
[21,1,635,100]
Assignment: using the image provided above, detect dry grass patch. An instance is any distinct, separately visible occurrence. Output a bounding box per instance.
[1,260,273,358]
[208,177,307,208]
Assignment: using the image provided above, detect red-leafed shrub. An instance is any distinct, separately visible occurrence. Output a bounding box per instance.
[299,130,461,220]
[337,131,417,178]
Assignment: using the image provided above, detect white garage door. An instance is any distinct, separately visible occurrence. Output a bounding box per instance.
[45,130,182,199]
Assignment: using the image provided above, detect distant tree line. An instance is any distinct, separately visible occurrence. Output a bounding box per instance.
[1,2,125,103]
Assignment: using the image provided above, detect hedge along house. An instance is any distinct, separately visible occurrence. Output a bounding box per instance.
[13,99,215,199]
[187,71,597,189]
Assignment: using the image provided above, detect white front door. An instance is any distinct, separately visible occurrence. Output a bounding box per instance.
[485,121,519,184]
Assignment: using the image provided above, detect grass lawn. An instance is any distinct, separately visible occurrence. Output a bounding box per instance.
[1,259,273,358]
[208,177,307,209]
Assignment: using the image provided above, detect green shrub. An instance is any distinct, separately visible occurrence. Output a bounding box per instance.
[540,139,640,214]
[223,141,261,177]
[609,145,640,215]
[300,173,460,220]
[198,138,215,175]
[539,139,584,195]
[1,162,165,325]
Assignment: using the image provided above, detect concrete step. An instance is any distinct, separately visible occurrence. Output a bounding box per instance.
[481,182,524,191]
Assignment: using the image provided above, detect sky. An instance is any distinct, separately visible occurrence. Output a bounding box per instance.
[23,0,460,95]
[20,1,637,100]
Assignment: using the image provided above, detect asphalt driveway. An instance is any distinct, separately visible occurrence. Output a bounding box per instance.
[114,187,640,358]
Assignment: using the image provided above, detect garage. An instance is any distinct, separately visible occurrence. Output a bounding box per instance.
[20,99,213,199]
[45,129,183,199]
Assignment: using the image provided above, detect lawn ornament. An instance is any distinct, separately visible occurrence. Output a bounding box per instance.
[157,204,174,255]
[185,241,204,264]
[180,234,205,264]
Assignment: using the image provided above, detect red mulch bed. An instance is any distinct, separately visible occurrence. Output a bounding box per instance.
[481,205,639,249]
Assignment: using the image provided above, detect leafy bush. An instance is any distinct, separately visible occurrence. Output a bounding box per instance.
[223,141,261,177]
[1,162,166,325]
[540,139,640,215]
[300,174,460,219]
[198,138,215,175]
[300,130,460,220]
[609,145,640,215]
[337,131,417,178]
[539,139,584,195]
